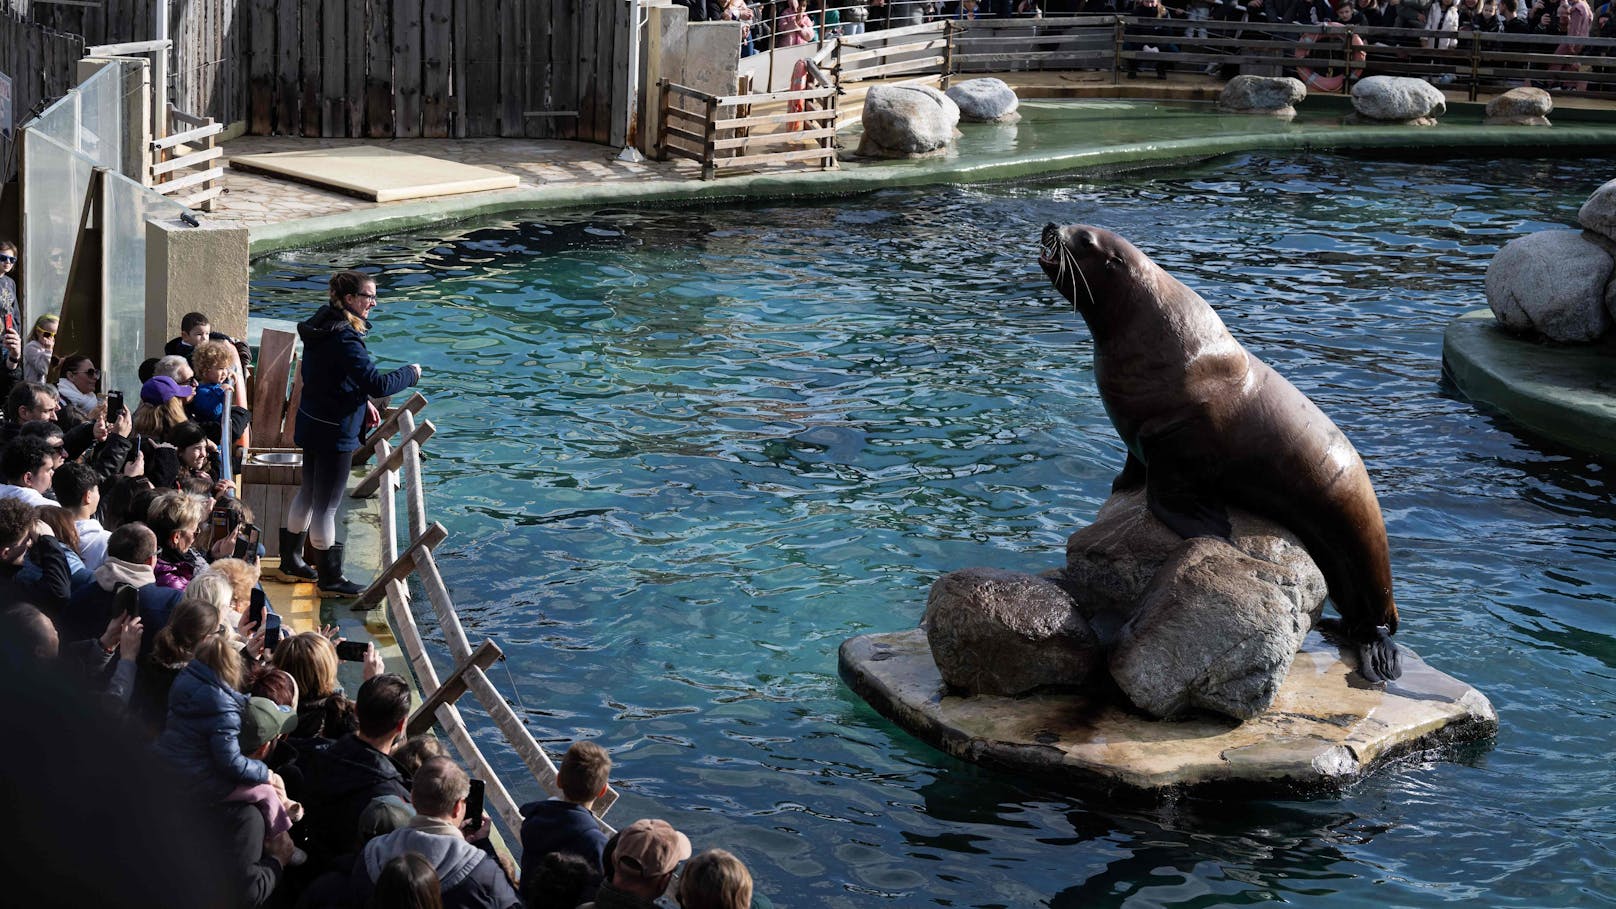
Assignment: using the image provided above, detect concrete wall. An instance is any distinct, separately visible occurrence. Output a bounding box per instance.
[145,219,249,357]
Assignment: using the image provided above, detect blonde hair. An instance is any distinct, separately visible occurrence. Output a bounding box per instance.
[147,491,206,548]
[132,397,189,441]
[196,558,258,611]
[678,850,753,909]
[29,314,57,343]
[195,633,244,692]
[180,574,235,628]
[192,339,235,375]
[273,632,341,700]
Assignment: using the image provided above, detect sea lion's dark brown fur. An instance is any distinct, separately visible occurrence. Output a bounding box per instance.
[1039,223,1401,682]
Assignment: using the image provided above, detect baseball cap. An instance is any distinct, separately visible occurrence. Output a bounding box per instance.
[239,696,300,753]
[358,795,416,842]
[615,818,692,878]
[139,375,195,406]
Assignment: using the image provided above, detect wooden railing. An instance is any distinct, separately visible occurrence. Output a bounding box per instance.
[351,393,617,839]
[150,103,224,211]
[658,79,838,181]
[835,20,958,86]
[946,16,1616,100]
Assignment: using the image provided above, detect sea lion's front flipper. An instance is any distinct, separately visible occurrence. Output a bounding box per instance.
[1111,452,1146,492]
[1144,471,1233,541]
[1356,626,1402,683]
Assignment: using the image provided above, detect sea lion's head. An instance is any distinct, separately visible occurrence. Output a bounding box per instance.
[1038,223,1149,317]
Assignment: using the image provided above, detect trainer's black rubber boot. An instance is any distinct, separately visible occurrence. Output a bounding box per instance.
[314,542,364,598]
[277,529,318,581]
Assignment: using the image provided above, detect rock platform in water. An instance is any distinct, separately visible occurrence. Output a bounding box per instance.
[840,628,1496,798]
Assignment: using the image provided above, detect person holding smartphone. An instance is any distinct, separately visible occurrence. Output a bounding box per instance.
[278,270,421,595]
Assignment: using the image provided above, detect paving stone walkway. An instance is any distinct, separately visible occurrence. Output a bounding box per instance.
[211,135,706,231]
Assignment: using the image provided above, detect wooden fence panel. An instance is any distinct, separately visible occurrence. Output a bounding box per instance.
[498,0,524,136]
[365,0,393,137]
[247,0,273,134]
[299,0,320,135]
[392,0,422,137]
[345,0,366,136]
[527,3,552,139]
[550,0,577,140]
[456,0,495,136]
[421,0,452,136]
[320,0,345,136]
[275,0,298,133]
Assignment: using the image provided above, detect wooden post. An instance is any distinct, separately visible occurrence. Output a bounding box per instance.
[353,419,436,498]
[702,94,718,181]
[1113,17,1125,86]
[1468,31,1480,102]
[657,79,670,161]
[397,409,429,542]
[353,521,448,610]
[942,21,955,89]
[406,639,504,737]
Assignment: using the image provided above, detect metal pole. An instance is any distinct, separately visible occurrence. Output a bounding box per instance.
[618,0,646,162]
[154,0,169,139]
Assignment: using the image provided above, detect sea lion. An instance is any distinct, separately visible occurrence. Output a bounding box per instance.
[1037,223,1402,682]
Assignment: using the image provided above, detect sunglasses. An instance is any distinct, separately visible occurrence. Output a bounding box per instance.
[0,255,15,264]
[37,329,54,339]
[78,367,98,377]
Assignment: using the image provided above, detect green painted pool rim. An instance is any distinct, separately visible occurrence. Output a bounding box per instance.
[1442,309,1616,461]
[245,96,1616,258]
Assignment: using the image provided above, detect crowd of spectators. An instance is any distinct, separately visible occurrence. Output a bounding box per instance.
[696,0,1608,87]
[0,275,754,907]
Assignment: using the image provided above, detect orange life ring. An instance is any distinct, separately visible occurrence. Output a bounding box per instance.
[787,59,810,128]
[1295,28,1366,93]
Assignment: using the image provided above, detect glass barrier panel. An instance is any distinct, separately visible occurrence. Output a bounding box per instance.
[21,129,95,334]
[76,66,124,171]
[101,172,188,396]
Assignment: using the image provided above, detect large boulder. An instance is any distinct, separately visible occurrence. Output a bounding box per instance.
[1484,86,1552,126]
[1109,538,1319,721]
[1218,75,1307,117]
[1349,75,1446,124]
[945,78,1020,123]
[856,85,960,158]
[923,567,1100,696]
[1485,230,1616,342]
[1065,488,1326,644]
[1579,178,1616,244]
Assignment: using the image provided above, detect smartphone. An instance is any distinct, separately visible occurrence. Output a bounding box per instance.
[335,639,371,662]
[106,390,125,419]
[210,505,238,540]
[247,587,266,630]
[463,778,485,830]
[115,583,140,619]
[233,523,260,565]
[125,433,144,468]
[263,613,283,650]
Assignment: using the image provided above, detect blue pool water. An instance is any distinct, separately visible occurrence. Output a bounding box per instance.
[252,151,1616,907]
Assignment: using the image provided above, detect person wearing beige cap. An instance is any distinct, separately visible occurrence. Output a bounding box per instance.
[582,818,693,909]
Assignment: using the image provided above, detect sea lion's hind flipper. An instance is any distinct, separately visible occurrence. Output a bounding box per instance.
[1111,452,1146,493]
[1356,627,1402,683]
[1144,474,1233,541]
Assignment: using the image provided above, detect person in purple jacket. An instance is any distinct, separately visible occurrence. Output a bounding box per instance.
[278,271,421,595]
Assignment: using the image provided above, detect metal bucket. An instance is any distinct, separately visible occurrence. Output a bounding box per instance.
[249,451,303,467]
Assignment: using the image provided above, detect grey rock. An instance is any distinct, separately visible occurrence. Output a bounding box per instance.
[1579,178,1616,243]
[923,567,1100,696]
[1483,115,1552,127]
[1485,229,1616,342]
[1109,538,1318,721]
[1218,75,1307,116]
[1065,488,1326,645]
[945,78,1021,123]
[1349,75,1446,122]
[856,84,961,158]
[1485,86,1553,120]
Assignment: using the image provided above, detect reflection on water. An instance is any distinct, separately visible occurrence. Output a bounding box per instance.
[252,151,1616,907]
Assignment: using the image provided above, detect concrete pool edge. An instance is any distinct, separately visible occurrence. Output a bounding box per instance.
[1442,309,1616,460]
[246,116,1616,257]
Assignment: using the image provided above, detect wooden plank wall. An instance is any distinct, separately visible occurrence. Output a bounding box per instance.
[20,0,634,143]
[0,11,86,180]
[239,0,632,141]
[30,0,245,127]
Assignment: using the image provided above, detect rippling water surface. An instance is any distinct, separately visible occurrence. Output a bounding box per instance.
[252,151,1616,908]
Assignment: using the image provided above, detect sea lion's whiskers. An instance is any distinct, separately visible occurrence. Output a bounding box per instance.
[1065,246,1095,313]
